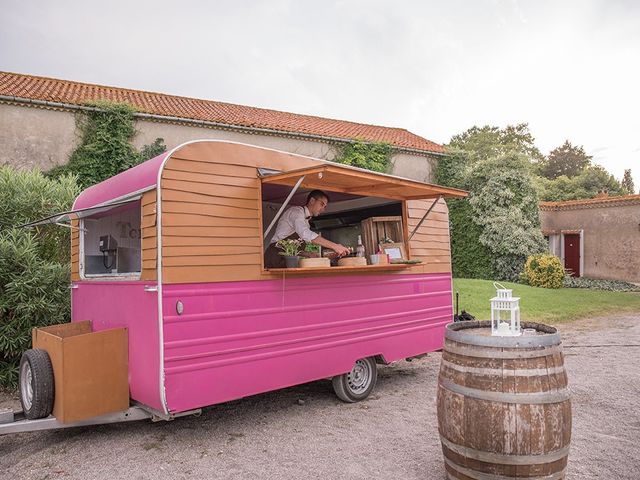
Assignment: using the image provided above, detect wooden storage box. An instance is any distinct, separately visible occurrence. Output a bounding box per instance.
[32,321,129,423]
[361,216,404,258]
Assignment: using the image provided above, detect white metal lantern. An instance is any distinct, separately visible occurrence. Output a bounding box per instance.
[490,282,521,336]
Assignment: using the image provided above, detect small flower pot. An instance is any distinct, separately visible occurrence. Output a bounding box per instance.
[283,255,300,268]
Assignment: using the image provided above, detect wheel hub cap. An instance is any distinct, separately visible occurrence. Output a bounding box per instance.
[20,361,34,410]
[346,359,370,394]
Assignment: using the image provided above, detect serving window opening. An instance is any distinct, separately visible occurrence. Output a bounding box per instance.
[261,182,407,271]
[80,200,142,278]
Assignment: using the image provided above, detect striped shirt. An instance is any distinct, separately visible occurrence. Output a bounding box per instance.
[270,205,319,243]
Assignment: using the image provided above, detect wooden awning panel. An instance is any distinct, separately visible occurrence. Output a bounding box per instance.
[260,164,467,200]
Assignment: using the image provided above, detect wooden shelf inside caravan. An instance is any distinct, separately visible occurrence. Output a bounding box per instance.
[266,263,419,274]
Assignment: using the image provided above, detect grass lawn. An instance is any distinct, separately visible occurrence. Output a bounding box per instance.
[452,278,640,324]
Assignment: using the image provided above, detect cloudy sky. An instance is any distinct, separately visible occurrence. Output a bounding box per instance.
[1,0,639,179]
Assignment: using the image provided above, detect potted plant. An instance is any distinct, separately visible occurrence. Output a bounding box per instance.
[276,238,303,268]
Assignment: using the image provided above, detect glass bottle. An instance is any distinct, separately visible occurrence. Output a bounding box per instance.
[356,235,365,257]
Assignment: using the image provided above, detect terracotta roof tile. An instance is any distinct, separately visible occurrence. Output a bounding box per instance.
[540,194,640,211]
[0,71,443,154]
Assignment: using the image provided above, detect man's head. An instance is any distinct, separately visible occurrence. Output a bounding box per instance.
[306,190,329,217]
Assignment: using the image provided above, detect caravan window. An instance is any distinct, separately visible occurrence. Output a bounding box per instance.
[80,200,142,278]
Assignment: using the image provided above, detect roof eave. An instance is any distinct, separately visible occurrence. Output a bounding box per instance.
[0,94,445,157]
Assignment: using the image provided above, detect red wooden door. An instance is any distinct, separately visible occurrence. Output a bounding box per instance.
[564,234,581,277]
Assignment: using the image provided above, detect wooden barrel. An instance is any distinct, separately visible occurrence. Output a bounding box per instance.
[437,321,572,479]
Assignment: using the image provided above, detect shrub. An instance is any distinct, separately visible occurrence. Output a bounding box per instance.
[0,167,79,388]
[563,276,640,292]
[0,230,71,387]
[524,254,564,289]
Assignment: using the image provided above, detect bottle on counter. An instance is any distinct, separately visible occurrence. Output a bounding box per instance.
[356,235,365,257]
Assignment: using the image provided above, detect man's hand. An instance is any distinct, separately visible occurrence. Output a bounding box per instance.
[332,244,350,257]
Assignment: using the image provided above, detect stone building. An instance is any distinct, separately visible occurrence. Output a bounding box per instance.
[540,194,640,283]
[0,71,444,182]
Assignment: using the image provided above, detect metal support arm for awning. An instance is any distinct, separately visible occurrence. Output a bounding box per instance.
[408,195,442,241]
[262,175,306,245]
[55,222,87,233]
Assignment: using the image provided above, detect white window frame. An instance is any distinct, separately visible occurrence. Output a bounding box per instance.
[79,198,143,281]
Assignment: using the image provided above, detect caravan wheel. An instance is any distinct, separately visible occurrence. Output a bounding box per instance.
[19,349,55,419]
[332,357,377,403]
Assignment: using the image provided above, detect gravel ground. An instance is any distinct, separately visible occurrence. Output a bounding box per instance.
[1,313,639,480]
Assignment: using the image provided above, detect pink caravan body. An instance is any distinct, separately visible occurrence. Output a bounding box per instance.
[70,140,458,416]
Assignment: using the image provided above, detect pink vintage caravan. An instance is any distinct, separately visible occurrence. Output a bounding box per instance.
[13,140,467,426]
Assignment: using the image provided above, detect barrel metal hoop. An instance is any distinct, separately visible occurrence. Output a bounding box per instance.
[444,456,567,480]
[439,379,571,404]
[440,435,571,466]
[440,359,567,378]
[446,325,561,349]
[444,343,563,359]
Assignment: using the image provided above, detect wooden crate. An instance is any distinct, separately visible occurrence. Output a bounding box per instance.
[32,321,129,423]
[360,216,404,258]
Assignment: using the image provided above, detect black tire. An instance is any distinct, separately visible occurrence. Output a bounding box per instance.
[19,349,55,419]
[332,357,377,403]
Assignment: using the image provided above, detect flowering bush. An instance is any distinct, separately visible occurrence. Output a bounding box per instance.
[524,254,564,289]
[467,154,547,281]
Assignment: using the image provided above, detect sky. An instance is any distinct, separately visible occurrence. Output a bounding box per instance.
[1,0,639,180]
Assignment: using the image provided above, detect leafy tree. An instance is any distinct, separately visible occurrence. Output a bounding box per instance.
[539,140,591,179]
[448,123,543,164]
[439,125,546,281]
[333,140,392,173]
[467,153,546,280]
[537,165,626,201]
[0,167,79,388]
[621,169,635,194]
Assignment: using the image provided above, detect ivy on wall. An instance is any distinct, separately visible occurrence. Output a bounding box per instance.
[333,140,392,173]
[48,101,166,189]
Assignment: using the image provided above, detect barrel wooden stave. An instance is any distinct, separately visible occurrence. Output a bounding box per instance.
[437,322,572,480]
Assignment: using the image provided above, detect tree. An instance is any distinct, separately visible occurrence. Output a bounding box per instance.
[467,153,546,281]
[448,123,543,164]
[539,140,591,179]
[621,169,635,194]
[438,125,546,281]
[536,165,626,201]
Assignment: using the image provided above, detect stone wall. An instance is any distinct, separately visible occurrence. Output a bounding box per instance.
[0,102,440,182]
[540,204,640,283]
[0,103,77,170]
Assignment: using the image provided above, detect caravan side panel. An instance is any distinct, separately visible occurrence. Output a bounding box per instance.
[161,272,452,413]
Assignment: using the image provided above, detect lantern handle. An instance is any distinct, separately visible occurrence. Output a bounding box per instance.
[493,282,507,290]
